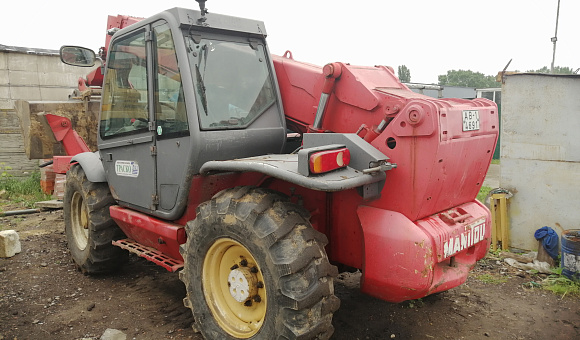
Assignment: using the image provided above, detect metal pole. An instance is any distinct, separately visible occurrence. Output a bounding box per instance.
[550,0,561,74]
[0,209,40,217]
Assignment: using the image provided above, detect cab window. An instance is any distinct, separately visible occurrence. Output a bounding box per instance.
[185,37,276,130]
[100,30,149,139]
[153,22,189,138]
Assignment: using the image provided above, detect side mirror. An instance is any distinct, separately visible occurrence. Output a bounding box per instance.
[60,46,96,67]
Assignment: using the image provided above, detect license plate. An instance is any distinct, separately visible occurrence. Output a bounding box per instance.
[462,110,480,131]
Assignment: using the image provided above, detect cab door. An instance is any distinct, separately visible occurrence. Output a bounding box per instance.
[150,21,192,216]
[98,28,157,211]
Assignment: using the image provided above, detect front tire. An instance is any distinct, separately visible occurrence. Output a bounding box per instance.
[180,186,339,339]
[64,164,127,274]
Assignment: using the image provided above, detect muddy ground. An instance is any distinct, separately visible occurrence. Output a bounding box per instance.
[1,203,579,340]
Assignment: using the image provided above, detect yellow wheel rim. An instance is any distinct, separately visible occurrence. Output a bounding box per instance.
[70,191,89,250]
[203,238,267,338]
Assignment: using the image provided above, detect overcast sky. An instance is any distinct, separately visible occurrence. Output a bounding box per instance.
[2,0,578,84]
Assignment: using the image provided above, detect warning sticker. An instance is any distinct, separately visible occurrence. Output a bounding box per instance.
[115,160,139,178]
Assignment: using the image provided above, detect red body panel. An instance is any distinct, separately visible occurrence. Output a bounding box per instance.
[53,156,73,174]
[45,114,91,156]
[110,206,186,261]
[273,55,498,221]
[272,53,498,302]
[357,201,490,302]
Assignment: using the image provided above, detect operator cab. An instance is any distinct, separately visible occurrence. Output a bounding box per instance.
[96,8,286,219]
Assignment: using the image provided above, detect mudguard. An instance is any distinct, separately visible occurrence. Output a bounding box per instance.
[70,151,107,182]
[199,133,393,195]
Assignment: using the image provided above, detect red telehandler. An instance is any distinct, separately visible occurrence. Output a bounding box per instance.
[18,1,498,339]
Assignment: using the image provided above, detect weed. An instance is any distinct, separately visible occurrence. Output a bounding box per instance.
[405,298,424,309]
[541,267,580,298]
[0,171,51,208]
[477,185,492,203]
[491,159,500,165]
[476,273,508,284]
[1,162,13,178]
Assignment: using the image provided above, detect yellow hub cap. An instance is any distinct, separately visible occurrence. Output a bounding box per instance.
[203,238,267,338]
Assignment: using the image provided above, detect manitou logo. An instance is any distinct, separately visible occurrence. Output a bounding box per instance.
[443,219,486,258]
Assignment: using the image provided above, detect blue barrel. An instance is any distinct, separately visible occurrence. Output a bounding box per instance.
[561,229,580,281]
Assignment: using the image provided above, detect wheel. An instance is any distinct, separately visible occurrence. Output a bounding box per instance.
[64,164,127,274]
[180,186,340,339]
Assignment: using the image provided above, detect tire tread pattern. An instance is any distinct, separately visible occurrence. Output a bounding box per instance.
[64,164,127,274]
[180,186,339,340]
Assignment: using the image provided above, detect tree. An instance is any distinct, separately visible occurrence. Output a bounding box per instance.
[438,69,498,88]
[526,66,577,74]
[397,65,411,83]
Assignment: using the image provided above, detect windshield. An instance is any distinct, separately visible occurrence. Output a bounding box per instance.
[185,36,276,129]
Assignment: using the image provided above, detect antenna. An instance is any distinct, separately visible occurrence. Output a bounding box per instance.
[550,0,561,74]
[196,0,209,24]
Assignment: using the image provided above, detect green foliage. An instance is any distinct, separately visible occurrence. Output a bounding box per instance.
[476,273,508,284]
[542,268,580,297]
[477,185,492,203]
[438,69,498,88]
[397,65,411,83]
[1,162,13,178]
[526,66,577,75]
[405,298,424,309]
[0,171,51,208]
[491,159,500,165]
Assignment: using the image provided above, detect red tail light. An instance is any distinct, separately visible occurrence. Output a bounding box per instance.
[309,148,351,174]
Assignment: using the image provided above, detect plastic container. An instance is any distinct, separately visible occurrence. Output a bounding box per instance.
[561,229,580,281]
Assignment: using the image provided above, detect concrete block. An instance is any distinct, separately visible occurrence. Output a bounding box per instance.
[38,72,78,87]
[0,52,7,70]
[7,53,38,72]
[0,69,8,85]
[502,74,580,250]
[100,328,127,340]
[0,230,22,258]
[0,87,11,102]
[9,70,40,86]
[39,87,74,101]
[9,86,41,101]
[35,200,63,209]
[36,55,64,73]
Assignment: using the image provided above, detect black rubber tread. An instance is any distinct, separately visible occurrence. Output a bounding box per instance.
[180,186,339,340]
[64,164,127,274]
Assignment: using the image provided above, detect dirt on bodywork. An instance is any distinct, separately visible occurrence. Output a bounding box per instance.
[0,202,578,340]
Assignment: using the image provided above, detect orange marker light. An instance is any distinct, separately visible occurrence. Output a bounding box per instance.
[309,148,351,174]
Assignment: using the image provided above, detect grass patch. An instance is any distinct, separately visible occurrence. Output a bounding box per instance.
[542,268,580,298]
[476,273,508,284]
[491,159,500,165]
[477,185,492,203]
[0,171,52,209]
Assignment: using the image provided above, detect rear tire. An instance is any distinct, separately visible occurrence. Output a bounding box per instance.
[180,186,339,339]
[64,164,127,274]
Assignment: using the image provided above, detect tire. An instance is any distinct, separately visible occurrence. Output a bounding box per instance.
[180,186,340,339]
[64,164,127,274]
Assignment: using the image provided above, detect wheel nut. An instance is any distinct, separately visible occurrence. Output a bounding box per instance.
[257,281,264,288]
[250,266,258,273]
[240,259,248,267]
[244,300,253,307]
[253,295,261,303]
[230,264,239,270]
